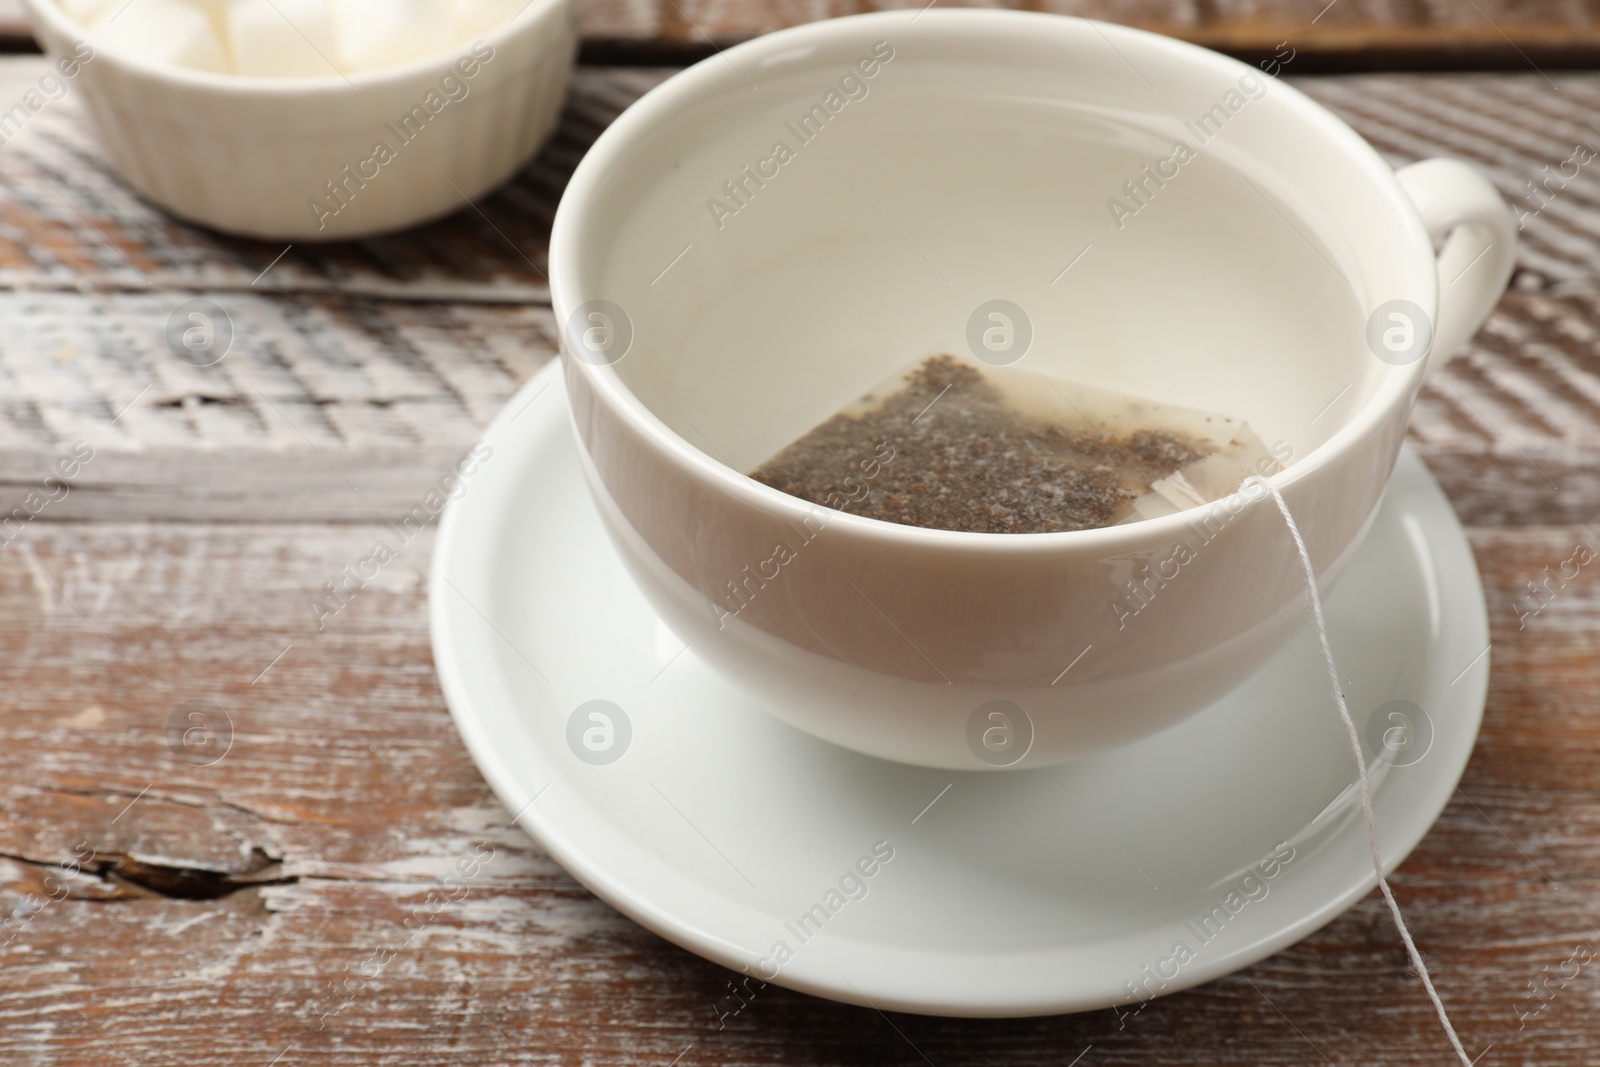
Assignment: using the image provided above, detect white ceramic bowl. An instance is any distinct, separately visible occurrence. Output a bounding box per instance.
[552,9,1515,770]
[24,0,577,240]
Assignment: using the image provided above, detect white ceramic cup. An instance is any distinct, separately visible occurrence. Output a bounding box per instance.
[23,0,576,240]
[551,9,1515,770]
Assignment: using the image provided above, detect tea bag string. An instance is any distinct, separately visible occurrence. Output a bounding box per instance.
[1248,476,1472,1067]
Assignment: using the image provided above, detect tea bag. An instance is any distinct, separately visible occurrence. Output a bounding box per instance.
[749,354,1281,534]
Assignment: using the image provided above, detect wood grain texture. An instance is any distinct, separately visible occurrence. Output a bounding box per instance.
[0,43,1597,1066]
[7,2,1600,67]
[2,60,1600,523]
[0,522,1596,1065]
[572,0,1600,68]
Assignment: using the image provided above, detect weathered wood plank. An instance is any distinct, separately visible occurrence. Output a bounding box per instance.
[588,0,1600,72]
[0,521,1596,1063]
[0,292,558,522]
[570,0,1600,67]
[8,2,1600,67]
[0,65,673,296]
[0,14,1592,1066]
[12,67,1600,294]
[5,63,1600,524]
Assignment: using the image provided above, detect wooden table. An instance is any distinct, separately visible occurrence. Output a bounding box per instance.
[5,1,1600,66]
[2,7,1599,1065]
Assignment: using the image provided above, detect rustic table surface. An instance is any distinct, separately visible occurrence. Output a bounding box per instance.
[2,2,1599,1065]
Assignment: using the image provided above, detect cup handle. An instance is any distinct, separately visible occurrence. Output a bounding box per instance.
[1395,158,1518,380]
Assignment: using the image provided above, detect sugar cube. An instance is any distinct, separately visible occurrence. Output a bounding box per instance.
[453,0,525,40]
[57,0,116,24]
[330,0,453,73]
[88,0,230,73]
[228,0,341,78]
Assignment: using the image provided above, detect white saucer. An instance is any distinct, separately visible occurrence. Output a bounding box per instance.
[430,364,1489,1018]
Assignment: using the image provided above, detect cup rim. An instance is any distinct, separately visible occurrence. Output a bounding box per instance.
[551,8,1437,553]
[22,0,565,96]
